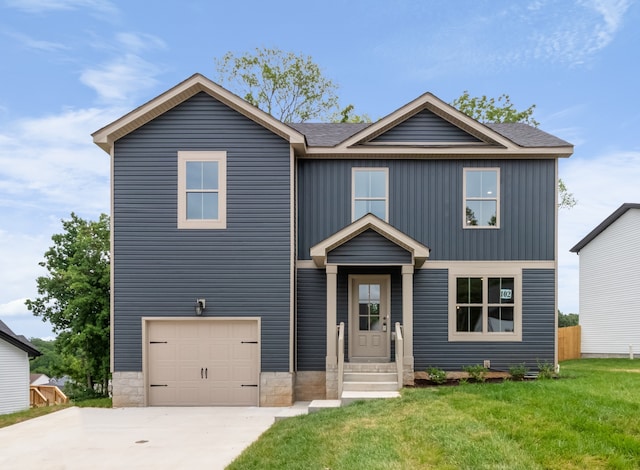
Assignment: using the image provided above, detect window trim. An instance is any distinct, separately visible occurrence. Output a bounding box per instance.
[448,264,522,342]
[351,167,389,222]
[463,167,500,229]
[177,151,227,229]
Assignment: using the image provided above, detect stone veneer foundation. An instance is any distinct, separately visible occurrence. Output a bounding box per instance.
[111,371,144,407]
[112,371,318,407]
[259,372,294,406]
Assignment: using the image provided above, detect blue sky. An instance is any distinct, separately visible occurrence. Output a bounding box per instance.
[1,0,638,339]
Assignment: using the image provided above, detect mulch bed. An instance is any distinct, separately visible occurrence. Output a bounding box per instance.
[409,370,531,387]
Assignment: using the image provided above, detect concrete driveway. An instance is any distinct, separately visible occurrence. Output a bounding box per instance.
[0,405,302,469]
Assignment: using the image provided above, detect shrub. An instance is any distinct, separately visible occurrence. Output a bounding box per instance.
[509,363,528,381]
[426,367,447,384]
[463,364,488,383]
[537,360,557,380]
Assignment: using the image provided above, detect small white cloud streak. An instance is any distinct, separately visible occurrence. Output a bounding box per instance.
[557,150,640,314]
[115,32,166,54]
[5,0,117,14]
[5,31,68,52]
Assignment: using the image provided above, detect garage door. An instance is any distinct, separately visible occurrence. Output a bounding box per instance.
[147,319,259,406]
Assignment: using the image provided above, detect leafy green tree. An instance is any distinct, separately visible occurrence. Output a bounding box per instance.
[558,311,579,327]
[26,213,110,394]
[331,103,372,123]
[29,338,64,377]
[452,91,576,210]
[452,91,539,127]
[215,47,340,122]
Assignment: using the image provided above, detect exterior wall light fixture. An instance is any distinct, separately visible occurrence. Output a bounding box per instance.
[195,298,206,315]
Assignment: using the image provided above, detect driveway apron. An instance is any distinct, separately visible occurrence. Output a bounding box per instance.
[0,406,286,469]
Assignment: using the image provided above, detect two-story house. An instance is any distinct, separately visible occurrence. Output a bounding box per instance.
[93,74,573,407]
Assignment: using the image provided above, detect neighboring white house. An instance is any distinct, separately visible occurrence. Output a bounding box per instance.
[570,203,640,357]
[0,319,41,415]
[30,373,51,386]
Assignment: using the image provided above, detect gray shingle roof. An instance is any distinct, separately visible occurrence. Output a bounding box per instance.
[288,121,571,148]
[288,123,371,147]
[485,123,572,148]
[0,319,41,357]
[570,203,640,253]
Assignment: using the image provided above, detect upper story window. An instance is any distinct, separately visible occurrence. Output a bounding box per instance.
[177,151,227,229]
[464,168,499,228]
[352,168,388,221]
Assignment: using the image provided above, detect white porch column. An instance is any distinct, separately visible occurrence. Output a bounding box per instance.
[402,265,415,385]
[325,265,338,398]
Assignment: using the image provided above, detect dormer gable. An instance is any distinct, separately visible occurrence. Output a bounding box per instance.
[337,92,519,152]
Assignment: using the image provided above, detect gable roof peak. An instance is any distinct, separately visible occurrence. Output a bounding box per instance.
[92,73,305,154]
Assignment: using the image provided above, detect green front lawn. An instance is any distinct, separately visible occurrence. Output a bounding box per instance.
[229,359,640,469]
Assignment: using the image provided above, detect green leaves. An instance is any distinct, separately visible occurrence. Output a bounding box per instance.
[25,213,110,393]
[452,90,540,127]
[215,47,340,122]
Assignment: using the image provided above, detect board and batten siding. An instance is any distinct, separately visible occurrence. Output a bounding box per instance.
[296,269,327,371]
[112,92,291,373]
[578,209,640,355]
[298,158,556,262]
[371,109,482,143]
[327,229,412,265]
[412,268,555,370]
[0,340,30,415]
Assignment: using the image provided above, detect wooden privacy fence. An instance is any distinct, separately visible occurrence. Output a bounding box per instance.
[558,325,581,361]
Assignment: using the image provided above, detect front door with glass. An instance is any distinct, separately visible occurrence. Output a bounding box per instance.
[349,275,391,361]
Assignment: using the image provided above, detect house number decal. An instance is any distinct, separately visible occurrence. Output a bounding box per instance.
[500,289,512,300]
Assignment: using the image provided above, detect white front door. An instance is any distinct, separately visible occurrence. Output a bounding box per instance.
[349,275,391,361]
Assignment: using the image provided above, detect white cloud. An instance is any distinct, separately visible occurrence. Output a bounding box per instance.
[0,107,113,213]
[116,32,166,54]
[557,150,640,314]
[5,0,116,14]
[80,54,161,103]
[378,0,634,80]
[0,298,30,317]
[532,0,632,65]
[5,31,68,52]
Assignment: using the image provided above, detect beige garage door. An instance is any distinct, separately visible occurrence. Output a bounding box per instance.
[147,319,259,406]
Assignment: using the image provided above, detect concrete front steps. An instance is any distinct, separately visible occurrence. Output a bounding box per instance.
[306,363,401,413]
[341,362,400,405]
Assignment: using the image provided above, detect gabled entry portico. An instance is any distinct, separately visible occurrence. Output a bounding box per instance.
[309,214,430,398]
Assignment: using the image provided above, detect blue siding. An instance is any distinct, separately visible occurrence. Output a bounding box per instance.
[327,229,412,264]
[298,159,556,261]
[113,92,291,372]
[372,109,481,143]
[296,269,326,371]
[413,268,555,371]
[296,267,403,370]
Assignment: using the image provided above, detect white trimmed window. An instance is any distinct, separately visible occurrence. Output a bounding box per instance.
[178,151,227,229]
[352,168,389,221]
[448,266,522,342]
[464,168,499,228]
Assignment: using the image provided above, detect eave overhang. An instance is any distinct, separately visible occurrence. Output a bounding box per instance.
[310,214,430,268]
